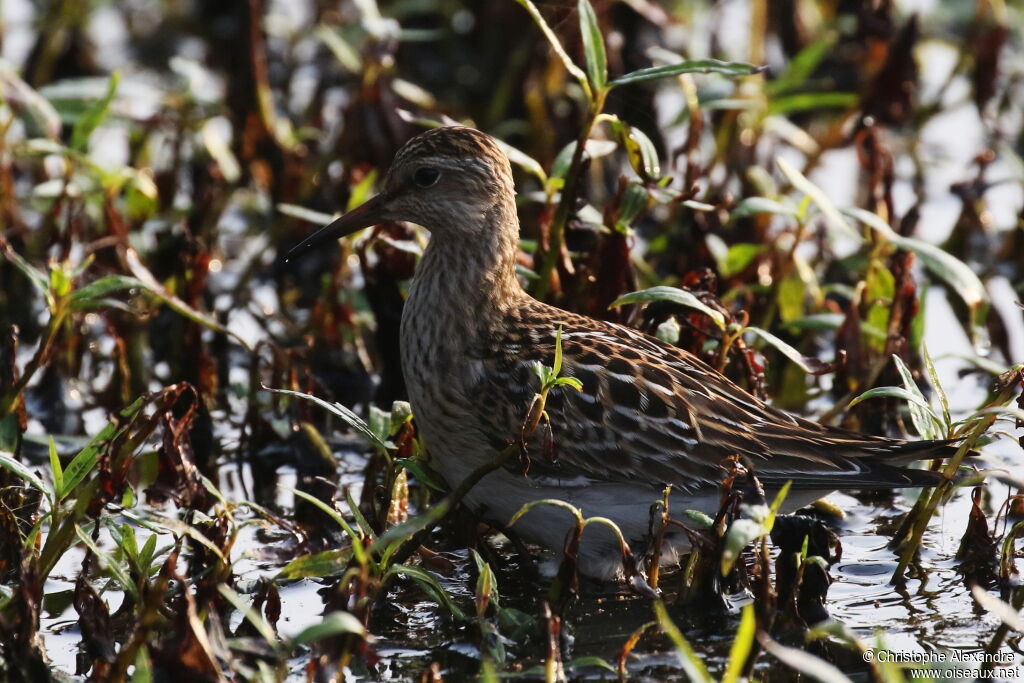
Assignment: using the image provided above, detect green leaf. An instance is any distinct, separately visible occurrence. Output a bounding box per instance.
[59,430,104,500]
[922,344,950,430]
[729,197,797,221]
[721,518,763,575]
[0,61,62,139]
[843,207,989,347]
[71,71,120,152]
[766,92,858,116]
[610,59,762,88]
[681,509,713,528]
[609,120,660,179]
[125,249,251,350]
[130,648,153,683]
[263,386,389,453]
[285,487,366,566]
[0,451,53,505]
[722,604,756,683]
[764,35,837,96]
[760,632,855,683]
[48,437,63,497]
[278,548,354,580]
[777,157,860,241]
[891,355,942,440]
[292,611,366,645]
[719,243,764,277]
[847,386,935,412]
[494,140,547,184]
[744,326,827,374]
[553,326,565,376]
[577,0,607,91]
[610,286,726,329]
[74,524,138,600]
[385,564,469,621]
[654,601,715,683]
[514,0,589,93]
[0,240,50,295]
[68,275,144,308]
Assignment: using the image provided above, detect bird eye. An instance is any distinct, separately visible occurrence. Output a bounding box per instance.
[413,166,440,188]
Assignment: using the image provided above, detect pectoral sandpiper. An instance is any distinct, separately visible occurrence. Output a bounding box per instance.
[288,126,961,580]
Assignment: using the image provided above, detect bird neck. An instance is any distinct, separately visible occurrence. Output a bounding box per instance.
[409,196,524,330]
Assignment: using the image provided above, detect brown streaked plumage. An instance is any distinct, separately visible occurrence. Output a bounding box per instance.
[288,126,962,580]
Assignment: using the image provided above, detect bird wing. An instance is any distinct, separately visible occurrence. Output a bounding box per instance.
[467,302,952,492]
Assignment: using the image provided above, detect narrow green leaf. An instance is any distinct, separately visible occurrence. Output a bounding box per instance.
[71,71,120,152]
[69,275,144,306]
[59,435,101,501]
[722,604,756,683]
[285,487,366,566]
[922,344,950,431]
[847,386,935,412]
[766,92,858,115]
[130,648,153,683]
[743,326,826,374]
[218,585,278,645]
[729,196,797,221]
[760,632,855,683]
[292,611,366,645]
[654,601,715,683]
[891,355,942,440]
[0,61,62,139]
[0,451,53,504]
[777,157,860,241]
[74,524,138,600]
[278,548,354,580]
[610,286,726,329]
[385,564,469,621]
[843,207,988,320]
[514,0,589,92]
[263,386,389,453]
[609,59,762,88]
[48,437,63,497]
[577,0,607,90]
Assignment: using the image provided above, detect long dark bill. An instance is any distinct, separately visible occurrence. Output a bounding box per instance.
[284,193,389,262]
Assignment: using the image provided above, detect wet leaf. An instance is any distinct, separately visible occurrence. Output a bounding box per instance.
[293,610,367,645]
[278,548,354,579]
[385,564,469,621]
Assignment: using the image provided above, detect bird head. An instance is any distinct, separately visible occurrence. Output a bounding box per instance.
[286,126,515,262]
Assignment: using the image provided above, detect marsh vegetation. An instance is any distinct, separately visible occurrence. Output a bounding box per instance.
[0,0,1023,680]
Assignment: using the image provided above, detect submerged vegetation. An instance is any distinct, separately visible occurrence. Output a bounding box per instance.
[1,0,1023,680]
